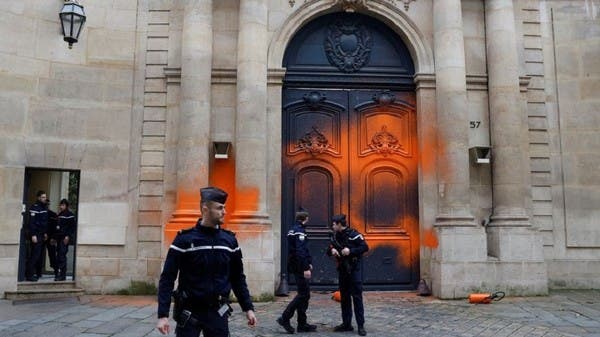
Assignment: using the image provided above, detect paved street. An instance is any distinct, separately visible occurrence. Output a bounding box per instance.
[1,290,599,337]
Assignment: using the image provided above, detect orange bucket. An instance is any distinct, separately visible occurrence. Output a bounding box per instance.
[468,291,505,304]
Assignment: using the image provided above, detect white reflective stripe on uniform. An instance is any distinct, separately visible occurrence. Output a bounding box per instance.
[169,244,240,253]
[59,215,75,219]
[30,210,47,214]
[349,234,364,240]
[287,231,306,237]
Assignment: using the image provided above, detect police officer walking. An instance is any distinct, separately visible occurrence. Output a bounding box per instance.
[277,208,317,334]
[156,187,257,337]
[49,199,76,281]
[26,190,49,282]
[328,214,369,336]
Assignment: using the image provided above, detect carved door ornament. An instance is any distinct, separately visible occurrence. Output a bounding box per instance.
[372,90,396,106]
[303,91,326,109]
[324,17,372,73]
[368,125,403,156]
[297,126,332,155]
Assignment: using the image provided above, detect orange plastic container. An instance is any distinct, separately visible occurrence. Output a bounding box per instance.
[468,291,505,304]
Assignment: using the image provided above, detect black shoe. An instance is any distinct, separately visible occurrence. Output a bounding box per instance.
[55,276,66,281]
[297,323,317,332]
[334,324,353,332]
[25,276,38,282]
[277,317,295,334]
[358,326,367,336]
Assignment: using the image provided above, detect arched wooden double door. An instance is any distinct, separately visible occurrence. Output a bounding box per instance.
[283,88,418,289]
[282,12,419,290]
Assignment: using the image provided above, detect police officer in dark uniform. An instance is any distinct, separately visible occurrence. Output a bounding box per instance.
[49,199,76,281]
[43,201,59,278]
[277,208,317,334]
[26,190,48,282]
[156,187,257,337]
[328,214,369,336]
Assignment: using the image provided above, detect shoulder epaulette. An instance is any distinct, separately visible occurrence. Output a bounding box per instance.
[177,227,195,235]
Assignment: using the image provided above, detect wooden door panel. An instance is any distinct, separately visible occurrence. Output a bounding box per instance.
[349,90,419,287]
[283,89,419,289]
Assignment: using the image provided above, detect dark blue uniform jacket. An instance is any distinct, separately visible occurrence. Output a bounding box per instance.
[287,221,312,274]
[157,220,254,318]
[50,209,76,239]
[28,202,48,237]
[328,227,369,278]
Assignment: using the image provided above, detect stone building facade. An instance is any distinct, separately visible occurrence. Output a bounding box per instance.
[0,0,598,299]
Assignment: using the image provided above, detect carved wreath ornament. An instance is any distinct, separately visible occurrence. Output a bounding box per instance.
[324,18,373,73]
[296,126,332,155]
[368,125,403,156]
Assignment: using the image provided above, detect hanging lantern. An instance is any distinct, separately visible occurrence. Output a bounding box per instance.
[59,0,86,49]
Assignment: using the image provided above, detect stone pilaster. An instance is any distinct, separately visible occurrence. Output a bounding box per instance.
[433,0,475,224]
[432,0,487,299]
[230,0,273,296]
[166,0,213,236]
[232,0,270,223]
[484,0,547,293]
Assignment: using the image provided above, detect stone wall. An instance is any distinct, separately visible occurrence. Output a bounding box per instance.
[0,0,143,294]
[540,0,600,288]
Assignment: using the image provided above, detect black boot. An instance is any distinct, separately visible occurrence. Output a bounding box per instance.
[334,324,353,332]
[358,326,367,336]
[297,323,317,332]
[277,317,295,334]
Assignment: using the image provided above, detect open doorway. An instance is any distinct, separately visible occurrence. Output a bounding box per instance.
[18,168,80,282]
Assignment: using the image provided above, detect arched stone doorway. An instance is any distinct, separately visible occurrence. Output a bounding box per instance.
[281,12,419,290]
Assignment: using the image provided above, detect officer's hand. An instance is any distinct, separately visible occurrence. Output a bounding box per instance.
[331,248,340,257]
[309,264,313,271]
[64,236,69,245]
[43,233,48,241]
[246,310,257,327]
[31,235,38,244]
[156,317,170,335]
[341,248,350,256]
[304,270,311,279]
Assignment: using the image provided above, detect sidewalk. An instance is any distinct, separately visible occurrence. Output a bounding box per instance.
[1,290,599,337]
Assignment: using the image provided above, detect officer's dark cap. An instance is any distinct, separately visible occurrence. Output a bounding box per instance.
[332,214,347,226]
[60,199,69,206]
[295,207,309,221]
[200,187,228,204]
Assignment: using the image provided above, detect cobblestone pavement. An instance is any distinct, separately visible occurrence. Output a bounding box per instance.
[1,290,599,337]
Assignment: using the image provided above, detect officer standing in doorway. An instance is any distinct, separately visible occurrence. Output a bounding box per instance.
[277,208,317,334]
[328,214,369,336]
[26,190,48,282]
[156,187,257,337]
[50,199,76,281]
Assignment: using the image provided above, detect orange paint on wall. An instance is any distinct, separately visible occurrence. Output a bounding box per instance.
[422,227,439,248]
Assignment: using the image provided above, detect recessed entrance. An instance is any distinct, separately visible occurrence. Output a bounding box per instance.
[282,12,419,290]
[18,168,80,282]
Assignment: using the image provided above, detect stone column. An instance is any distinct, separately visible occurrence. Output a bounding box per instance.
[431,0,487,299]
[232,0,270,223]
[166,0,213,235]
[231,0,274,296]
[485,0,543,260]
[433,0,474,225]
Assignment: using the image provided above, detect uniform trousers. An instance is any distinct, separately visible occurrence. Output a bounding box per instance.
[339,272,364,327]
[281,273,311,325]
[175,309,229,337]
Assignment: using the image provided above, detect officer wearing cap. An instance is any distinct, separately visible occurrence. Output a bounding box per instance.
[26,190,49,282]
[50,199,76,281]
[328,214,369,336]
[277,207,317,334]
[156,187,257,337]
